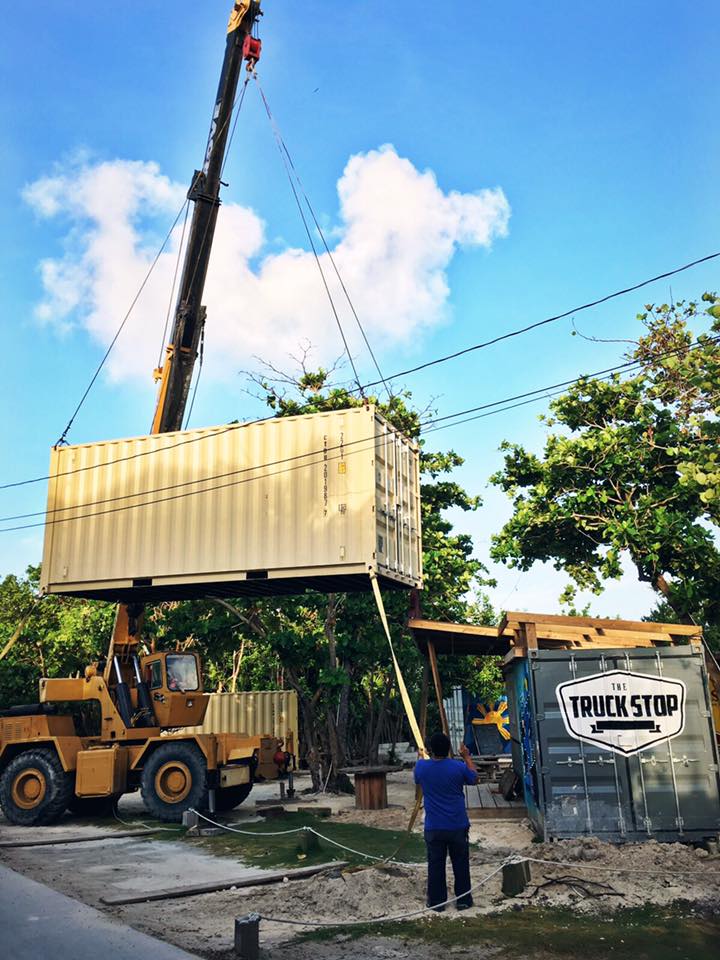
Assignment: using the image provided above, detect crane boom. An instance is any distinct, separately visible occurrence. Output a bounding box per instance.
[151,0,262,434]
[106,2,262,683]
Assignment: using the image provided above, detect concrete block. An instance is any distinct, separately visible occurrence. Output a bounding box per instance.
[182,810,200,830]
[297,805,332,817]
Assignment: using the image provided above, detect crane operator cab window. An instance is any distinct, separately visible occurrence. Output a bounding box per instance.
[166,655,200,692]
[148,660,163,690]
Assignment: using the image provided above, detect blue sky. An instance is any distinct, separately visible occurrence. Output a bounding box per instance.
[1,1,718,617]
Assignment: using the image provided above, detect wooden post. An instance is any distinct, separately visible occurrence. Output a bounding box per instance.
[427,640,449,737]
[355,771,389,810]
[234,913,260,960]
[419,659,430,741]
[522,621,538,651]
[298,830,320,854]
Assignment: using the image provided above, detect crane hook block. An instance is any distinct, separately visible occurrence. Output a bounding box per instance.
[243,35,262,67]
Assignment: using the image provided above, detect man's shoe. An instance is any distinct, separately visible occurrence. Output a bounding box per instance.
[456,901,473,911]
[427,904,446,913]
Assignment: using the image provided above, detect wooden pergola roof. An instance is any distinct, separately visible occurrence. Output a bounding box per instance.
[408,618,513,657]
[409,612,702,659]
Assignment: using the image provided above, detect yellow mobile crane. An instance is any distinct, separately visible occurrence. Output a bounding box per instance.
[0,2,281,826]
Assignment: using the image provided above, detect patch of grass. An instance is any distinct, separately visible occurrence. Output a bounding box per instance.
[182,811,426,870]
[297,905,720,959]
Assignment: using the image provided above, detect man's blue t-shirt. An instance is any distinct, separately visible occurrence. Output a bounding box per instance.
[414,758,478,831]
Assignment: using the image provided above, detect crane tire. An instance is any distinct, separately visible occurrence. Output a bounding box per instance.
[214,782,253,812]
[141,742,207,822]
[0,748,73,826]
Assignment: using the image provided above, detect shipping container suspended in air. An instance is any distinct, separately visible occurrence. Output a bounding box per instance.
[40,406,422,601]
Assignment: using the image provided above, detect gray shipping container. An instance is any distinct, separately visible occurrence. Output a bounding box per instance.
[505,644,720,842]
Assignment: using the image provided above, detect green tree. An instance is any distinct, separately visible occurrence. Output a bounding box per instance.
[0,566,114,707]
[490,295,720,647]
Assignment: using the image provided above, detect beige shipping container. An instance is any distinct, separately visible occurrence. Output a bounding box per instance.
[41,406,422,601]
[185,691,299,754]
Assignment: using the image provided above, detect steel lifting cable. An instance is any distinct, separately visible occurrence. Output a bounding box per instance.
[183,323,205,430]
[254,78,365,396]
[254,75,392,401]
[55,198,190,447]
[55,75,253,449]
[157,200,191,370]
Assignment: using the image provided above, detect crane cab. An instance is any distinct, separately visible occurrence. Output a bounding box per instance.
[140,652,209,728]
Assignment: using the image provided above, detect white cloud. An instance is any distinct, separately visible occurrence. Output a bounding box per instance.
[24,146,509,384]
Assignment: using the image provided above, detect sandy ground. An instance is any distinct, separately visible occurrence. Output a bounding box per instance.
[1,770,719,959]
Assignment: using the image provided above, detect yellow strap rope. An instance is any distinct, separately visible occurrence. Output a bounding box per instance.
[370,572,428,759]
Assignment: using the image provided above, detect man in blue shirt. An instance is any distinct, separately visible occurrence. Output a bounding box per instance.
[414,731,478,911]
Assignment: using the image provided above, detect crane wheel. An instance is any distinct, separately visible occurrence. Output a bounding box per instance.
[141,742,207,822]
[214,782,253,812]
[0,748,73,826]
[67,794,121,818]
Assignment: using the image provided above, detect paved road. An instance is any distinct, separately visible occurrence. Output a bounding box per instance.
[0,863,203,960]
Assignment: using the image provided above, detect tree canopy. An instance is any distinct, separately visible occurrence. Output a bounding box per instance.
[490,294,720,646]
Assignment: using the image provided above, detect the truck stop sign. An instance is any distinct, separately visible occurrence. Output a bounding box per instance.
[556,670,686,755]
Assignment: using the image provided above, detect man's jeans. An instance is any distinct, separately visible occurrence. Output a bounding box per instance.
[424,828,472,908]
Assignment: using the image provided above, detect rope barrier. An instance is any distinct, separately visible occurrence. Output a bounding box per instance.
[189,811,720,880]
[188,809,422,865]
[254,858,517,927]
[518,854,720,878]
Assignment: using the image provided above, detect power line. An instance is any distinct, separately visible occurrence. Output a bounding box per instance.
[422,333,720,428]
[2,334,716,531]
[358,251,720,390]
[1,332,715,510]
[255,79,365,395]
[253,75,392,401]
[0,431,385,533]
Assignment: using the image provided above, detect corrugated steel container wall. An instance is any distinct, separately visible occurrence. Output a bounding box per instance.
[185,691,299,751]
[505,645,720,842]
[40,407,422,600]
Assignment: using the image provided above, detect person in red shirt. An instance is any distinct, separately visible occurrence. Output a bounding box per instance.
[414,732,478,911]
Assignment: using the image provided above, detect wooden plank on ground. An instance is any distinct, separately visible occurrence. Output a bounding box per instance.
[0,829,158,849]
[100,860,349,906]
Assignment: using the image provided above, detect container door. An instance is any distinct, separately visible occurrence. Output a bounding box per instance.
[622,648,720,837]
[531,653,633,838]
